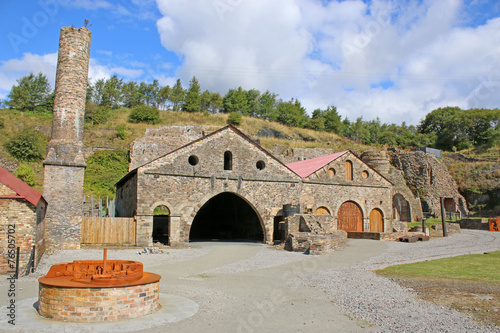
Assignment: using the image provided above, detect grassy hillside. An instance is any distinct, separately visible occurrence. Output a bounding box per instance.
[0,107,369,197]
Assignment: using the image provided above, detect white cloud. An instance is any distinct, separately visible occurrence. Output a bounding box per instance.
[155,0,500,124]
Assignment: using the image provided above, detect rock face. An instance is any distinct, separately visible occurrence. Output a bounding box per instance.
[389,150,468,217]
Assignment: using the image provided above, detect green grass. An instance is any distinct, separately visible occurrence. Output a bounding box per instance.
[376,251,500,284]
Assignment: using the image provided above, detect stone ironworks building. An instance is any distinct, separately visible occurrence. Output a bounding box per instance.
[116,125,394,247]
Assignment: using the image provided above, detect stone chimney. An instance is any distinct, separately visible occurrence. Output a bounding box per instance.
[43,27,91,250]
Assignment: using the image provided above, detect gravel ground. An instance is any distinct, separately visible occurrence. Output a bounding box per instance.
[1,230,499,332]
[292,230,500,333]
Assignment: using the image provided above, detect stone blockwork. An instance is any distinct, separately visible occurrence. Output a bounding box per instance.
[389,150,468,217]
[43,27,91,251]
[38,281,160,322]
[129,125,215,171]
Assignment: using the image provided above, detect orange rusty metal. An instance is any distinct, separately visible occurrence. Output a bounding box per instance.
[490,217,500,232]
[39,248,160,288]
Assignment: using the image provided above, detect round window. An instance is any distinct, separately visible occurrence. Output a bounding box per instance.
[188,155,199,166]
[256,160,266,170]
[362,170,369,179]
[328,168,336,177]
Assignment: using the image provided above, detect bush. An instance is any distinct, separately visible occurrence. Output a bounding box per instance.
[85,103,110,124]
[14,163,37,187]
[84,150,130,198]
[128,106,160,124]
[227,112,242,125]
[5,131,45,161]
[0,117,4,128]
[116,124,128,140]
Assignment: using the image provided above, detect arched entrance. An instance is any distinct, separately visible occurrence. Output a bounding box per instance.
[393,193,411,222]
[189,192,264,242]
[337,201,363,232]
[153,205,170,245]
[314,206,330,215]
[369,209,384,232]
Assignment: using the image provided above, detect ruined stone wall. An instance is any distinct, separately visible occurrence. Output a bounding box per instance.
[43,27,91,251]
[129,125,214,171]
[389,150,468,217]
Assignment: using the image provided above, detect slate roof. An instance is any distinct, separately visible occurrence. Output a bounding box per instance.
[0,165,44,206]
[286,151,349,178]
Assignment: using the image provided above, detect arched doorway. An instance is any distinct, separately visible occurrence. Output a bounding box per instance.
[189,192,264,242]
[153,205,170,245]
[369,209,384,232]
[314,206,330,215]
[337,201,363,232]
[393,193,411,222]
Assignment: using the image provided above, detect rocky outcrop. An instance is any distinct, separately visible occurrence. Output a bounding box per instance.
[389,150,468,217]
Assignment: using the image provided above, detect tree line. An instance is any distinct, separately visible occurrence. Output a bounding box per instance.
[2,72,499,151]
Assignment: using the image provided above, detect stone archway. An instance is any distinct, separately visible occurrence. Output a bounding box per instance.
[393,193,411,222]
[337,201,363,232]
[189,192,264,242]
[314,206,331,215]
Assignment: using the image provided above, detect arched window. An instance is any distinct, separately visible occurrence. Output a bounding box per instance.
[345,160,353,181]
[224,151,232,170]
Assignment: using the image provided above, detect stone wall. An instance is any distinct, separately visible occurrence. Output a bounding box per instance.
[389,150,468,217]
[129,125,214,171]
[458,218,490,230]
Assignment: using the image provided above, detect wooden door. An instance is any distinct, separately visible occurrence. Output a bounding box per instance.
[337,201,363,231]
[369,209,384,232]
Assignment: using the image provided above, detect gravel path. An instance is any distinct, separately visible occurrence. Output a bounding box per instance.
[1,230,499,332]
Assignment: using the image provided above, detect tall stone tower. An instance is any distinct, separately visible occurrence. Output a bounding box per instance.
[43,27,91,250]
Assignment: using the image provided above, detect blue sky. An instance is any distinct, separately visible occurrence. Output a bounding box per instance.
[1,0,500,125]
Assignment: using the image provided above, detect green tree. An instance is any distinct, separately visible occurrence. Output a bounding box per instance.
[271,98,308,128]
[182,76,201,112]
[312,106,343,134]
[227,112,243,125]
[157,85,171,110]
[257,91,278,120]
[223,87,248,114]
[246,89,260,117]
[210,92,223,113]
[6,72,52,113]
[169,79,186,111]
[101,74,123,108]
[200,90,212,112]
[122,81,141,108]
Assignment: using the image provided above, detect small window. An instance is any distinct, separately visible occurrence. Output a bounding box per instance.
[224,151,232,170]
[328,168,336,178]
[256,160,266,170]
[188,155,199,166]
[362,170,369,179]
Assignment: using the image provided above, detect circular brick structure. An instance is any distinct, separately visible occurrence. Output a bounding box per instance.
[38,254,161,322]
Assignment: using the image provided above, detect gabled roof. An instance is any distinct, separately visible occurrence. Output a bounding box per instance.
[286,151,348,178]
[116,125,300,186]
[0,166,44,206]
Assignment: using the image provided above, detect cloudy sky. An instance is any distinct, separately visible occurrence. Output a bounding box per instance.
[1,0,499,124]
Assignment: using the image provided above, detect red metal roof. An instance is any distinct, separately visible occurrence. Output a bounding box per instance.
[0,165,44,206]
[286,151,348,178]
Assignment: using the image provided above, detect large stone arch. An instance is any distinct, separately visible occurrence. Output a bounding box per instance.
[188,191,265,242]
[393,193,411,222]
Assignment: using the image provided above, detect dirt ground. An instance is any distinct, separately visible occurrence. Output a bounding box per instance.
[392,278,500,327]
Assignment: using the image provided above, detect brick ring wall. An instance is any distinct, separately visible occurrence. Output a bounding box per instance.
[38,281,160,322]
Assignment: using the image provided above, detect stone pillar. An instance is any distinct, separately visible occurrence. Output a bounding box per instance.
[43,27,91,251]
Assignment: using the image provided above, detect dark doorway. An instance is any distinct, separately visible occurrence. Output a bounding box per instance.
[153,205,170,245]
[189,192,264,242]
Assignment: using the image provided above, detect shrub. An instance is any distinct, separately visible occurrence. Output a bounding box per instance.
[85,103,110,124]
[14,163,37,187]
[227,112,242,125]
[128,106,160,124]
[5,130,45,161]
[84,150,129,198]
[116,124,128,140]
[0,117,4,128]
